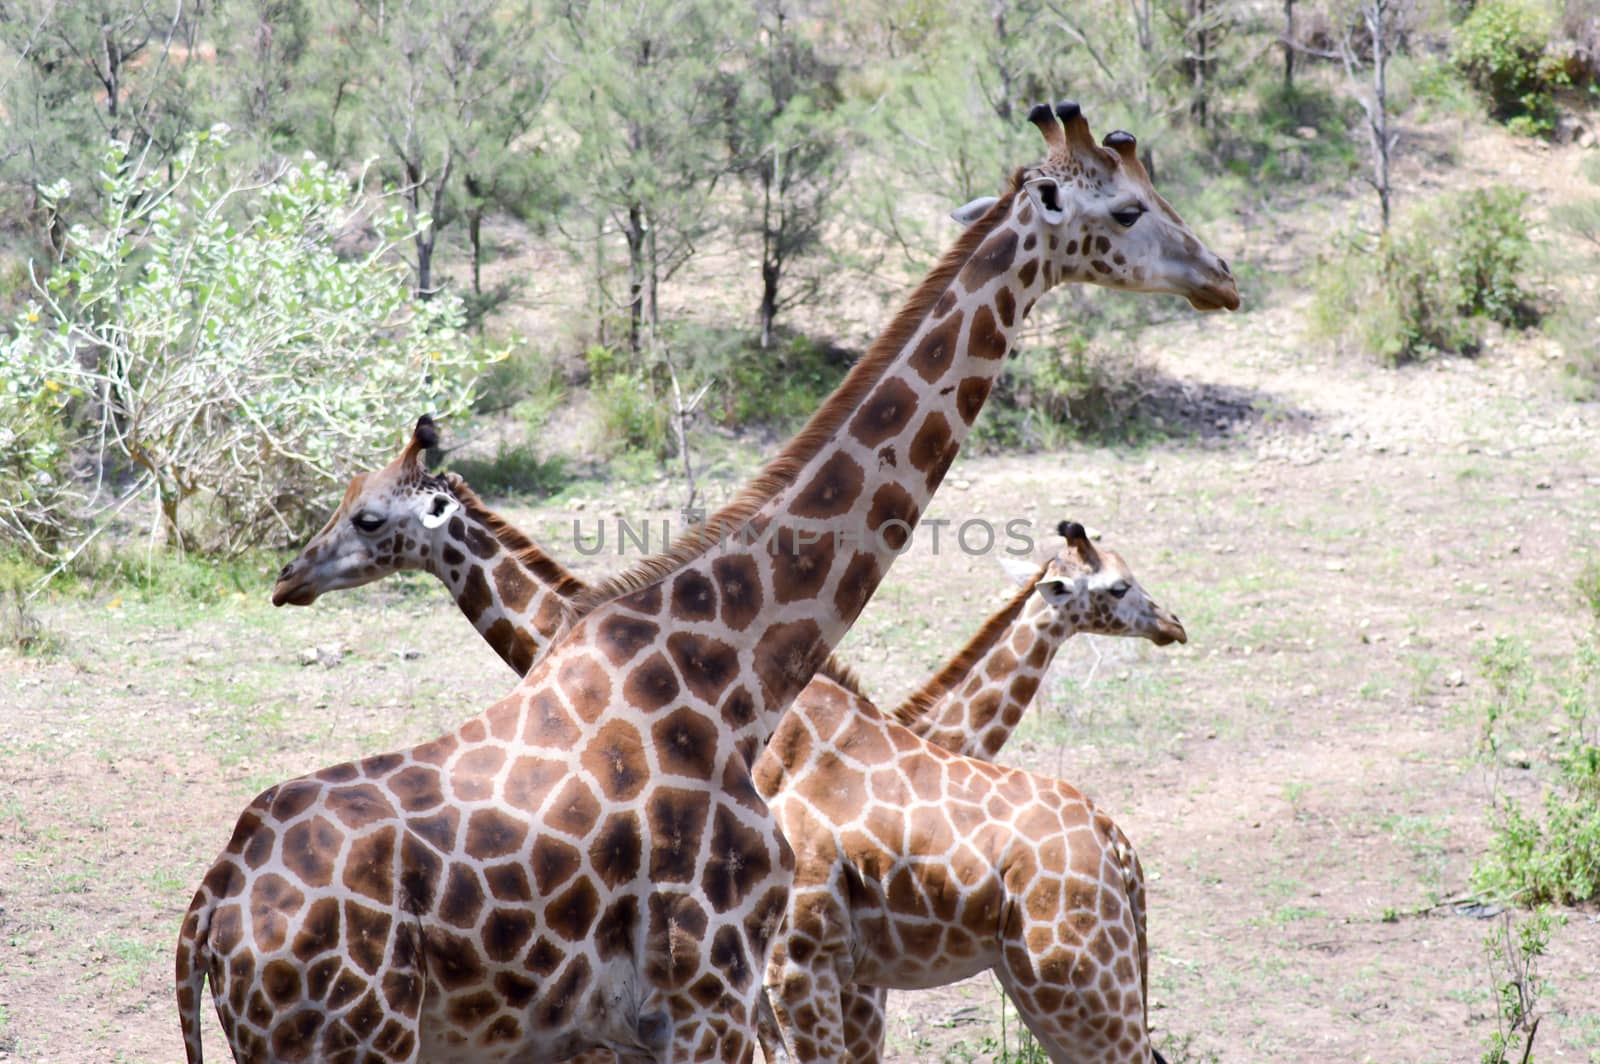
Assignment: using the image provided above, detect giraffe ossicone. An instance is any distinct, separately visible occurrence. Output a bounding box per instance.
[178,100,1234,1064]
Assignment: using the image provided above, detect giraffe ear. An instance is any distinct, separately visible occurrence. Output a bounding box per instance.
[1034,577,1072,606]
[1024,178,1070,226]
[416,492,459,529]
[996,554,1040,588]
[949,196,999,228]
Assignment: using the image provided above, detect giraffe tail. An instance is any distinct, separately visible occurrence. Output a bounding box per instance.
[175,880,217,1064]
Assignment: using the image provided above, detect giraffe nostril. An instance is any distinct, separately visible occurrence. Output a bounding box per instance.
[1217,257,1231,276]
[276,564,293,581]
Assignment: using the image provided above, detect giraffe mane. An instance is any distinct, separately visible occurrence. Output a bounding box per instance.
[441,470,867,698]
[571,172,1026,617]
[443,473,591,602]
[890,569,1041,728]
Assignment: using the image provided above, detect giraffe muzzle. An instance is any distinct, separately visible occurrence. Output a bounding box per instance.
[1151,612,1188,646]
[270,565,320,607]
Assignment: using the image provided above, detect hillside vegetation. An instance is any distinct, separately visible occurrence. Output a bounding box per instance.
[1,0,1597,568]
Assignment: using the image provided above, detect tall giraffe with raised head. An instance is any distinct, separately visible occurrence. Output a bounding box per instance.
[177,101,1236,1063]
[894,519,1185,760]
[275,438,1189,1062]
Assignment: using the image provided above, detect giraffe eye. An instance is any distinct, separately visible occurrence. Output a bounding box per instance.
[1109,581,1131,598]
[1111,206,1144,228]
[352,512,385,533]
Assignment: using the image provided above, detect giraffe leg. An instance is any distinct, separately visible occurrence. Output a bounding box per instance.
[838,983,888,1063]
[763,890,853,1063]
[995,953,1150,1064]
[660,1011,760,1063]
[755,987,794,1064]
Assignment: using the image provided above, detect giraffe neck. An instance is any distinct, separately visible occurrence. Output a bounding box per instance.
[897,586,1072,760]
[430,481,587,675]
[577,188,1051,758]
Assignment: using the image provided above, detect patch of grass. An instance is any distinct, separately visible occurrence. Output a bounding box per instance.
[99,932,163,989]
[981,984,1050,1063]
[1156,1030,1223,1064]
[1579,558,1600,625]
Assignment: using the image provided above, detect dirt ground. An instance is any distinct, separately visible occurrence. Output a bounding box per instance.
[3,126,1600,1062]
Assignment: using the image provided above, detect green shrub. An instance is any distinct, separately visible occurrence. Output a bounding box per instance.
[589,367,673,459]
[1578,558,1600,626]
[706,331,851,431]
[1312,188,1537,364]
[7,129,497,560]
[1551,158,1600,390]
[0,311,83,561]
[972,337,1159,451]
[1473,635,1600,906]
[1454,0,1571,136]
[1214,80,1360,185]
[446,443,569,498]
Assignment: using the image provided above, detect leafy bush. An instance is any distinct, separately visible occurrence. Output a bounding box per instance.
[972,337,1161,451]
[1473,633,1600,906]
[446,443,569,498]
[1312,187,1538,364]
[7,129,496,559]
[588,363,673,459]
[1551,155,1600,390]
[0,311,84,560]
[698,329,851,431]
[1454,0,1572,136]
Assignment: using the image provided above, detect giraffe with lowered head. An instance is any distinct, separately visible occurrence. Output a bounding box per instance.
[176,100,1235,1063]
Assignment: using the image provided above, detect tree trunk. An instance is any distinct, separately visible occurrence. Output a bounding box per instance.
[469,208,483,297]
[625,202,645,355]
[465,174,485,297]
[1371,0,1392,230]
[1283,0,1296,90]
[1190,0,1209,128]
[415,229,436,298]
[594,211,609,347]
[758,150,780,350]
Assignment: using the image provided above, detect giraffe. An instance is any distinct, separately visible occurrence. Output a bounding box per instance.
[274,437,1189,1062]
[892,519,1186,761]
[176,100,1236,1063]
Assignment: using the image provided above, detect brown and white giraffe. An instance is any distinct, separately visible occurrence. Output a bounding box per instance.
[892,520,1186,761]
[274,438,1189,1062]
[176,101,1235,1063]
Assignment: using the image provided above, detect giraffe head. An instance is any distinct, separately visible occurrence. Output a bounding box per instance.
[271,416,462,606]
[952,100,1239,311]
[1021,520,1187,646]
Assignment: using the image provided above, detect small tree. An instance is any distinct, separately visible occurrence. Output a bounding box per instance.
[729,0,847,348]
[553,0,744,354]
[18,129,495,556]
[1336,0,1412,230]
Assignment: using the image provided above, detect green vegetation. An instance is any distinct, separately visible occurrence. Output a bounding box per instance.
[1454,0,1572,136]
[1313,187,1538,363]
[1550,154,1600,392]
[1479,910,1562,1064]
[4,131,494,561]
[1473,591,1600,905]
[0,0,1594,576]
